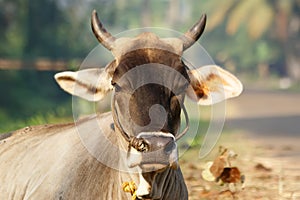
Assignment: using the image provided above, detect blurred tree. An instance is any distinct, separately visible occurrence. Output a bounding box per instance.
[0,0,94,60]
[0,70,72,133]
[23,0,63,58]
[0,0,25,58]
[1,0,299,133]
[204,0,300,79]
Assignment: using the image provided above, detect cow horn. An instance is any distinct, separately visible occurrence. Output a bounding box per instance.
[91,10,116,50]
[181,14,207,50]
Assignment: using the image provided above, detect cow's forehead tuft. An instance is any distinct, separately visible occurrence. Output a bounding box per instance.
[111,48,187,84]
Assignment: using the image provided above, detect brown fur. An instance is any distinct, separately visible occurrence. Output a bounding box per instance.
[112,48,188,84]
[111,48,190,136]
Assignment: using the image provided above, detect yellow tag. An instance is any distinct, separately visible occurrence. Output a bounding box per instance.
[122,181,137,200]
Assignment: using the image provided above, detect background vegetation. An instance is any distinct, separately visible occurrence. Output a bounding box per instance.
[0,0,299,133]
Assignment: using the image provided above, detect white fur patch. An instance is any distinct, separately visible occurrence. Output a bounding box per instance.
[127,147,142,168]
[136,173,151,198]
[169,142,179,169]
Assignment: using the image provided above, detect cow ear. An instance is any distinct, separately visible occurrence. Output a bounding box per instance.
[186,65,243,105]
[54,68,113,101]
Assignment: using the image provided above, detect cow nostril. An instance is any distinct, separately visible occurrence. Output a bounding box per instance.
[164,141,175,154]
[138,142,148,152]
[131,138,149,152]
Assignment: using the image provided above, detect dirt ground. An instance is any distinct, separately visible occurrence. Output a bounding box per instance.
[181,89,300,200]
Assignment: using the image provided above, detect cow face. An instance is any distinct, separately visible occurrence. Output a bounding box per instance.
[55,10,243,199]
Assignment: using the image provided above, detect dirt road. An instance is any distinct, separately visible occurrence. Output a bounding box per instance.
[226,89,300,138]
[182,89,300,199]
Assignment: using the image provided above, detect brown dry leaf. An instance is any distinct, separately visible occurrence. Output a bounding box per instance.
[188,163,198,170]
[255,163,272,172]
[209,149,228,178]
[218,189,236,199]
[202,161,215,182]
[217,167,242,184]
[199,190,219,199]
[202,146,245,195]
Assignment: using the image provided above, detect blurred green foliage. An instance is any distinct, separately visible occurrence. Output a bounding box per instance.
[0,0,298,73]
[0,70,73,133]
[0,0,299,132]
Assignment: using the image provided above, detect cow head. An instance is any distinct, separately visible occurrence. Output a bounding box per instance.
[55,10,242,199]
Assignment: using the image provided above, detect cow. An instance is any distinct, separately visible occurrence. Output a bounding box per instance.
[0,10,242,200]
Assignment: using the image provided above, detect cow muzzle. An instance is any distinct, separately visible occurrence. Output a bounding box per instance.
[127,132,179,171]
